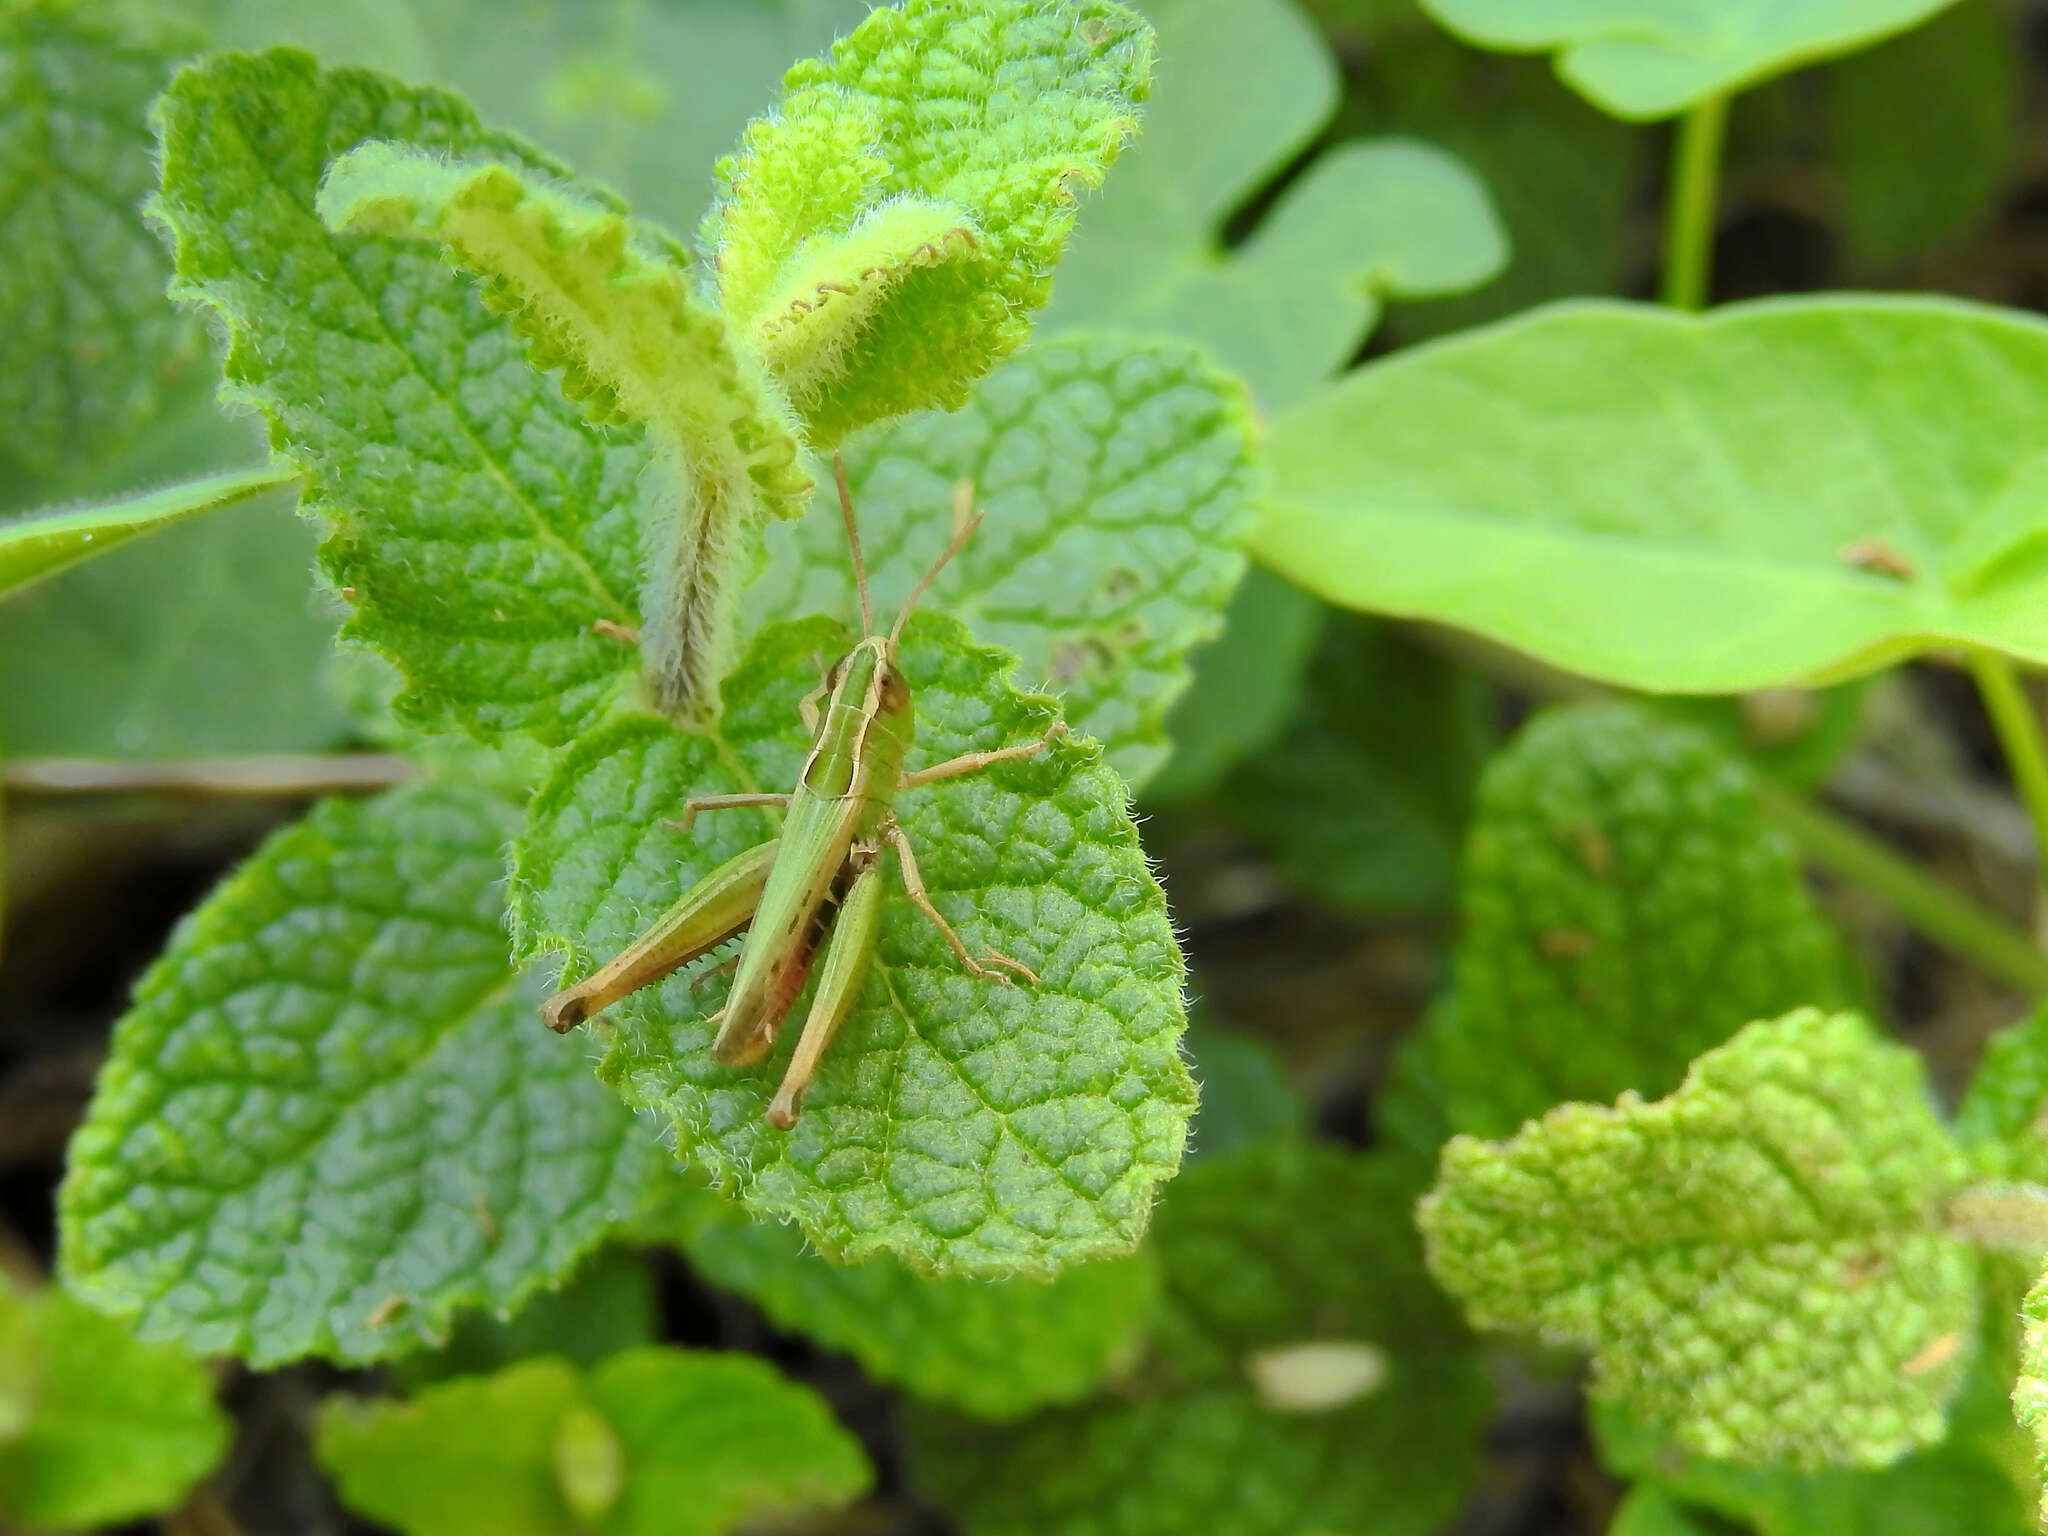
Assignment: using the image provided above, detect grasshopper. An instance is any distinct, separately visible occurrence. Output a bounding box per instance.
[541,459,1066,1129]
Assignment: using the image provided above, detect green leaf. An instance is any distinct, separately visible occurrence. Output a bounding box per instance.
[1430,703,1851,1139]
[1143,566,1325,805]
[318,1348,872,1536]
[1418,0,1966,120]
[0,415,349,760]
[746,332,1259,791]
[1598,1357,2039,1536]
[643,1180,1158,1419]
[513,613,1193,1277]
[0,1277,230,1530]
[0,0,208,477]
[1224,614,1496,914]
[908,1143,1488,1536]
[153,49,647,744]
[57,781,659,1366]
[1256,297,2048,693]
[316,141,809,723]
[1420,1008,1979,1469]
[396,1248,659,1388]
[0,464,300,600]
[1182,1019,1306,1160]
[1956,1006,2048,1184]
[707,0,1152,446]
[1043,0,1505,410]
[1828,0,2015,270]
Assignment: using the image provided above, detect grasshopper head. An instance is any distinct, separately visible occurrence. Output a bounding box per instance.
[826,634,914,734]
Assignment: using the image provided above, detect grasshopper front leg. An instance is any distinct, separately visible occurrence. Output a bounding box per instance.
[666,791,792,837]
[884,821,1039,984]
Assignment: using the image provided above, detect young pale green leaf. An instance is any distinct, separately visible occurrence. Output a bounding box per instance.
[1598,1359,2039,1536]
[318,1349,871,1536]
[1257,297,2048,693]
[1042,0,1505,410]
[512,614,1194,1277]
[0,1278,230,1530]
[0,0,208,477]
[1224,614,1496,914]
[58,782,658,1367]
[746,333,1258,791]
[1421,1008,1978,1469]
[1144,567,1324,805]
[642,1180,1158,1419]
[153,49,647,744]
[1418,0,1964,120]
[0,464,299,600]
[1431,703,1851,1139]
[908,1143,1488,1536]
[1828,0,2014,270]
[706,0,1152,445]
[316,141,810,723]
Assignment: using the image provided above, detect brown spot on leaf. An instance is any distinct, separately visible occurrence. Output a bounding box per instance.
[1838,537,1917,581]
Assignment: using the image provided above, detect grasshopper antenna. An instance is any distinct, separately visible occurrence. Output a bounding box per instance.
[834,453,875,636]
[891,477,982,644]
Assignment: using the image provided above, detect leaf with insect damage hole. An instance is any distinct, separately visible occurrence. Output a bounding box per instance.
[57,781,658,1367]
[151,49,648,744]
[318,1349,871,1536]
[1420,1008,1978,1470]
[906,1142,1488,1536]
[316,141,809,722]
[704,0,1152,446]
[745,333,1257,791]
[0,1276,229,1530]
[0,0,209,478]
[640,1178,1158,1419]
[1420,702,1852,1143]
[510,612,1194,1277]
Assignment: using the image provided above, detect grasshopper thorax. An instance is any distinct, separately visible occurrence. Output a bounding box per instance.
[801,634,915,801]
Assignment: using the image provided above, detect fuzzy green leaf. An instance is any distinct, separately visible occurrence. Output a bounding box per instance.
[909,1143,1488,1536]
[0,0,208,477]
[1431,703,1850,1140]
[1224,614,1497,913]
[1419,0,1964,119]
[1956,1007,2048,1184]
[512,613,1194,1277]
[58,782,658,1367]
[645,1180,1158,1419]
[746,333,1258,790]
[2018,1272,2048,1526]
[317,141,809,722]
[152,49,647,744]
[706,0,1151,445]
[1599,1358,2039,1536]
[1043,0,1505,410]
[0,1278,230,1529]
[1257,297,2048,693]
[0,464,299,600]
[1421,1008,1978,1469]
[319,1349,871,1536]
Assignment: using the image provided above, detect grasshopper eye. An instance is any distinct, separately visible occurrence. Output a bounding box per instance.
[878,666,911,712]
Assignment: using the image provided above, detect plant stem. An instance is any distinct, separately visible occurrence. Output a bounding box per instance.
[1754,778,2048,995]
[1661,92,1729,311]
[1969,650,2048,878]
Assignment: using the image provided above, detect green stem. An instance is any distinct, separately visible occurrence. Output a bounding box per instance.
[1754,778,2048,996]
[1969,650,2048,879]
[1660,93,1729,311]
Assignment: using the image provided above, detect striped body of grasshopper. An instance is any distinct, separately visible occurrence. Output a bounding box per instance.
[541,461,1064,1128]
